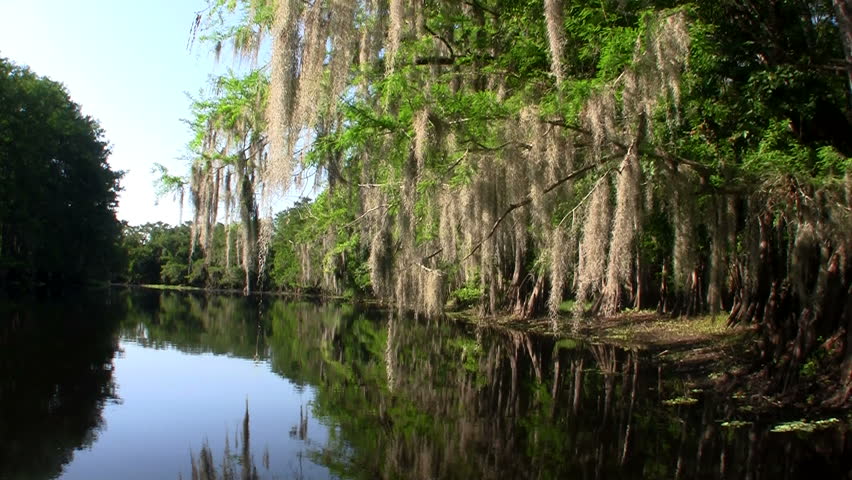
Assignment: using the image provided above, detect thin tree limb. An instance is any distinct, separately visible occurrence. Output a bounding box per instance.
[342,203,389,229]
[423,23,455,59]
[461,163,597,262]
[423,247,443,262]
[557,169,613,228]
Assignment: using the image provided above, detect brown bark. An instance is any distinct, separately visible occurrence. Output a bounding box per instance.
[839,283,852,404]
[633,255,643,310]
[572,358,584,415]
[833,0,852,116]
[657,262,669,314]
[522,273,546,319]
[707,199,726,314]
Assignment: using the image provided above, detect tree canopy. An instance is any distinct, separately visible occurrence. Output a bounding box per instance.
[0,57,122,290]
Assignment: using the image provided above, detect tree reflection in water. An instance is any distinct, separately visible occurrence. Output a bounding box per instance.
[185,401,317,480]
[0,293,122,480]
[258,301,851,479]
[3,290,849,480]
[187,403,259,480]
[131,291,851,479]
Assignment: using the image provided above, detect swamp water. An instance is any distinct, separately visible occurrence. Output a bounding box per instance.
[0,288,849,479]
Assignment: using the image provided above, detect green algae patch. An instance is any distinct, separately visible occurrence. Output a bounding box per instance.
[770,418,840,433]
[662,395,699,406]
[720,420,752,429]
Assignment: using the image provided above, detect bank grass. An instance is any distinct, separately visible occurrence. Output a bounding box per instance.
[596,311,741,346]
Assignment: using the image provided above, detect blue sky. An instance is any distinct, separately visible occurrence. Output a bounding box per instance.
[0,0,226,225]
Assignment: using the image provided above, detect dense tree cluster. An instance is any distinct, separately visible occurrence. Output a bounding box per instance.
[166,1,852,397]
[0,57,123,290]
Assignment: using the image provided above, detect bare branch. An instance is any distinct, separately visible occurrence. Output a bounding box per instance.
[423,248,443,262]
[414,56,456,65]
[342,203,389,229]
[461,163,597,262]
[465,140,531,152]
[423,23,455,59]
[463,0,499,18]
[557,169,613,228]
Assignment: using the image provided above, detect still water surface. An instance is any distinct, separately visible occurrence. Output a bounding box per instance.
[1,288,849,479]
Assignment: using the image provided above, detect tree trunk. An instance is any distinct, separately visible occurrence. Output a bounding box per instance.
[833,0,852,118]
[633,254,643,310]
[509,232,527,316]
[522,273,546,319]
[707,199,726,314]
[657,262,669,314]
[838,283,852,404]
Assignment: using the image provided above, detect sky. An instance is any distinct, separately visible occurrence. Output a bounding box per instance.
[0,0,228,226]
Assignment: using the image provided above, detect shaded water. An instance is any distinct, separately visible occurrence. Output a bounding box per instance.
[0,289,849,479]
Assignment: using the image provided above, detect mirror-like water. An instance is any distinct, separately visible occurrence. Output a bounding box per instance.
[0,289,849,479]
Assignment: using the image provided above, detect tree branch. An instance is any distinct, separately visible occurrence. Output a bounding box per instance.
[423,248,443,262]
[466,140,531,152]
[556,169,613,228]
[545,118,593,136]
[461,163,597,262]
[547,117,714,176]
[441,149,469,178]
[414,54,495,66]
[342,203,389,230]
[463,0,499,18]
[414,56,456,66]
[423,23,455,59]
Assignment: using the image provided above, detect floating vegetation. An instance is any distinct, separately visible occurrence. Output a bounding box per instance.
[720,420,752,429]
[770,418,840,433]
[662,396,699,406]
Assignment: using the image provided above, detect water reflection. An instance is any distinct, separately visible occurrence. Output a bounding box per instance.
[254,298,852,479]
[0,292,122,480]
[121,292,264,359]
[1,289,850,479]
[187,403,259,480]
[183,401,320,480]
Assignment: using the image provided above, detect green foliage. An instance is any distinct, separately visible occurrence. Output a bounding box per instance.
[270,198,315,290]
[554,338,581,350]
[799,344,829,379]
[815,146,850,177]
[450,278,484,309]
[673,0,851,188]
[119,222,211,287]
[449,337,483,374]
[266,185,371,296]
[0,57,122,289]
[152,163,186,198]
